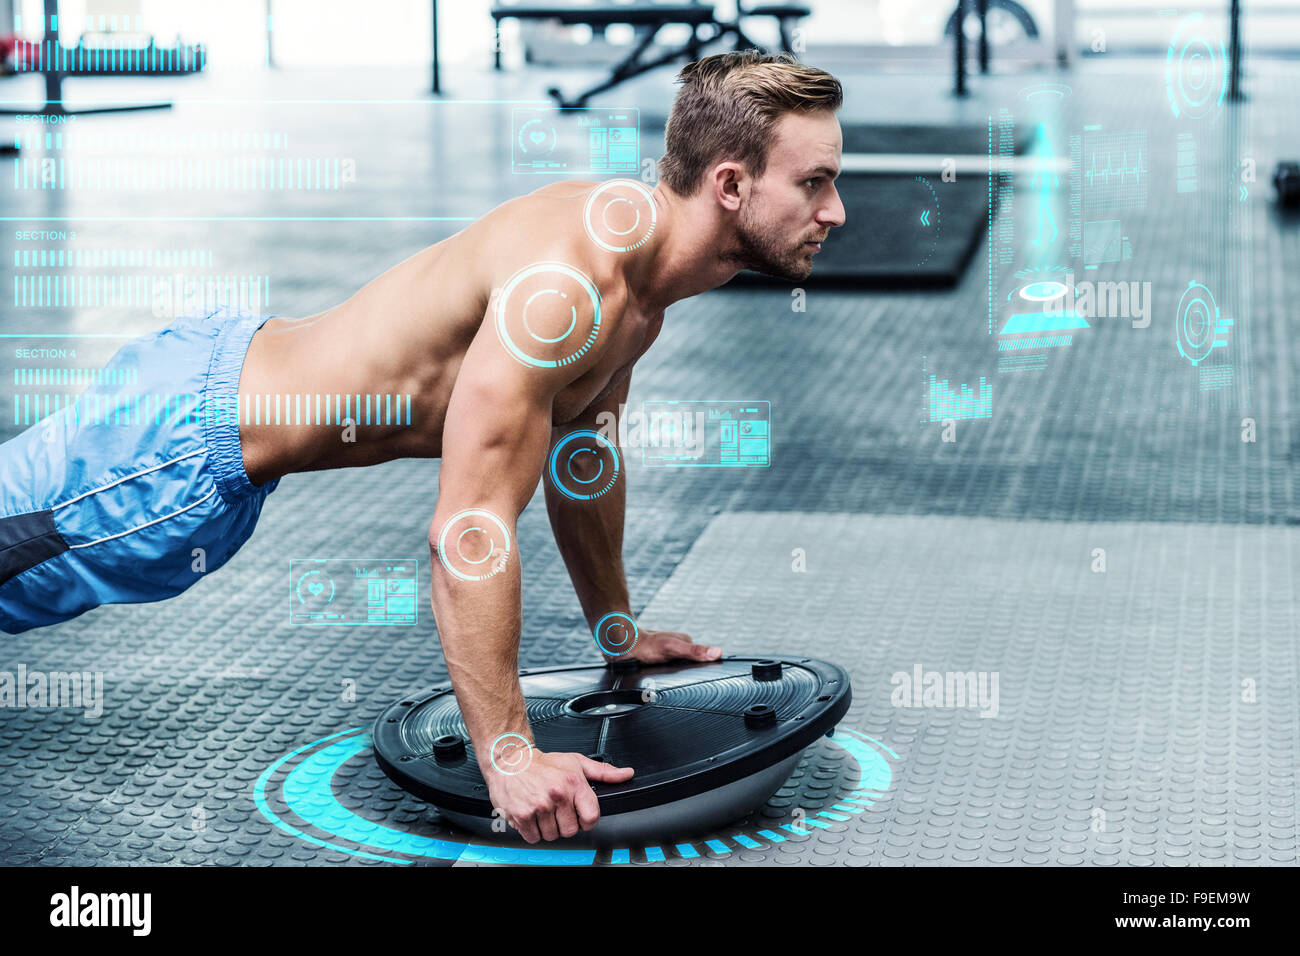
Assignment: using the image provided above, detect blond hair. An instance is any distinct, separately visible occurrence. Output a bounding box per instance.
[657,50,843,197]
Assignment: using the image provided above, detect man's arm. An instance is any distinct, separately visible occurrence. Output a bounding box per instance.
[544,372,633,632]
[430,288,632,844]
[544,371,722,664]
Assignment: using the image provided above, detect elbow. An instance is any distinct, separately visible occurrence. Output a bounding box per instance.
[429,505,516,583]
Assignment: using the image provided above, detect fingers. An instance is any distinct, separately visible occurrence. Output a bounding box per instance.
[512,812,541,844]
[660,636,722,662]
[509,805,565,843]
[657,637,691,660]
[536,809,560,843]
[554,796,580,839]
[497,753,640,842]
[574,781,601,831]
[578,754,636,782]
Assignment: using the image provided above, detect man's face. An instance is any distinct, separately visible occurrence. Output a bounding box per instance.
[729,110,846,281]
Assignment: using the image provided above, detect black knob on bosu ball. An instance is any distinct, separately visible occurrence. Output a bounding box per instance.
[744,704,778,728]
[372,656,852,846]
[431,734,465,763]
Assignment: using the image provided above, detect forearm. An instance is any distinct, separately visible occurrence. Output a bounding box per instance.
[430,540,532,771]
[428,363,551,769]
[545,472,631,630]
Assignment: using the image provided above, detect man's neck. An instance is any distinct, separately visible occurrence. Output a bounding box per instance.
[623,183,740,316]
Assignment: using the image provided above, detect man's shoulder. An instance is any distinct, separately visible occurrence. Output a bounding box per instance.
[485,181,641,307]
[475,186,642,377]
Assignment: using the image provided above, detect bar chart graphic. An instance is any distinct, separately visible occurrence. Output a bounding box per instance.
[927,375,992,421]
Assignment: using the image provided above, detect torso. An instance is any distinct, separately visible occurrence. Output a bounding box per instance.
[236,181,663,486]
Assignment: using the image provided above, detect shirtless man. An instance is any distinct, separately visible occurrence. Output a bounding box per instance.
[0,51,845,842]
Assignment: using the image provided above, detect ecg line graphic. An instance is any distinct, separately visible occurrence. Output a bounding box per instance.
[1083,148,1146,187]
[1081,130,1148,211]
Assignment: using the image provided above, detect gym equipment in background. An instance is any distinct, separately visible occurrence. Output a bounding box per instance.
[1275,161,1300,208]
[373,655,851,845]
[489,2,810,109]
[0,0,204,118]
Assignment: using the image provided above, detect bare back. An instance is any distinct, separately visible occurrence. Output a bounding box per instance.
[237,180,664,486]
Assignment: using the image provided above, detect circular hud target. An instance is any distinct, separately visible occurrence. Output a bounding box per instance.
[1175,280,1219,366]
[488,733,534,776]
[495,262,602,369]
[1165,14,1227,120]
[583,180,657,253]
[548,429,620,501]
[593,611,638,656]
[435,508,512,582]
[294,568,336,610]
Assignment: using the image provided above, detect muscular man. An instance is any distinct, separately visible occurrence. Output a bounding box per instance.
[0,51,845,842]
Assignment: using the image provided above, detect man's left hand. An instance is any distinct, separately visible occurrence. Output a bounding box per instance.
[624,629,721,664]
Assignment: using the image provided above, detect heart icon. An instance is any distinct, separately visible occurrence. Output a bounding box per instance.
[307,581,323,596]
[530,130,547,145]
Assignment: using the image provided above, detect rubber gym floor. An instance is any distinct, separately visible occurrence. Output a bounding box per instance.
[0,56,1296,867]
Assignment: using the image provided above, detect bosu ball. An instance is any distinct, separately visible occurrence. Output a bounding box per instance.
[372,656,851,846]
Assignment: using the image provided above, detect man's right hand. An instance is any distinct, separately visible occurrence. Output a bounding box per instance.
[485,750,635,843]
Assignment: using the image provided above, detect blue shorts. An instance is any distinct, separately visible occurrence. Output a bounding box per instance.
[0,306,281,634]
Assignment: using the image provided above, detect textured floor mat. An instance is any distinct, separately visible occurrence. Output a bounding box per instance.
[631,511,1299,865]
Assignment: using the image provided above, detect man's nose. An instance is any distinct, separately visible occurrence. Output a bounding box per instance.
[820,185,846,228]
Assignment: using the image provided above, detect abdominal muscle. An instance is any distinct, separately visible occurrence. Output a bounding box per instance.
[235,238,484,486]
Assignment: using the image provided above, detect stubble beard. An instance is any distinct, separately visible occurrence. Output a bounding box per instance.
[721,200,814,282]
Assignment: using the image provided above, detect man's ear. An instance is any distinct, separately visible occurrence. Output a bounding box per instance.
[711,162,746,212]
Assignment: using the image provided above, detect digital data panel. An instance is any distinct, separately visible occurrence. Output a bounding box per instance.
[640,400,771,468]
[512,107,640,175]
[289,558,418,626]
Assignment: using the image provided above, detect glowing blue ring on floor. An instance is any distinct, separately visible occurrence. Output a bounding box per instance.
[583,180,657,253]
[495,263,601,369]
[437,508,511,582]
[549,430,619,501]
[253,726,895,866]
[594,612,638,656]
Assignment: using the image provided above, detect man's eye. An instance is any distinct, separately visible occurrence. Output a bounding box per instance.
[804,178,819,189]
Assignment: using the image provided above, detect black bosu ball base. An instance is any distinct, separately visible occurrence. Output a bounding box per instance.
[372,656,851,846]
